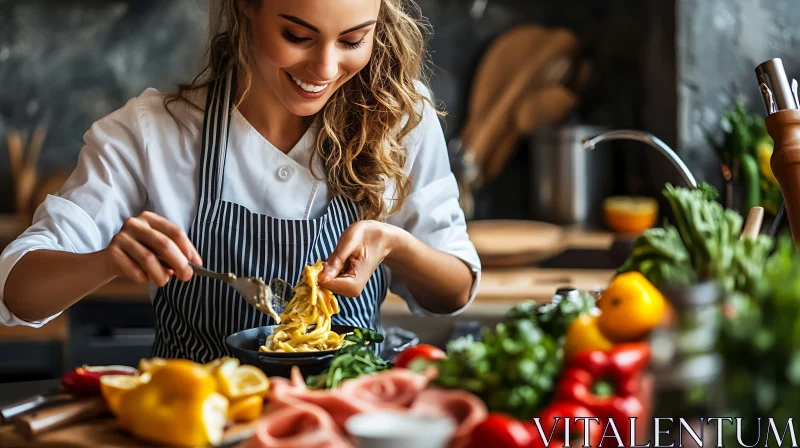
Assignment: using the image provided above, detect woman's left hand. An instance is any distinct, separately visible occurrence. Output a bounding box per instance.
[318,221,403,297]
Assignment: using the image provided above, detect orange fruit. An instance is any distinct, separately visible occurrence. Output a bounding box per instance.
[603,196,659,234]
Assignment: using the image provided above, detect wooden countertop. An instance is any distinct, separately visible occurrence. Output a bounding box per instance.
[0,227,617,342]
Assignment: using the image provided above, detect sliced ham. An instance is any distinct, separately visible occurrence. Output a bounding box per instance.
[249,367,488,448]
[248,398,353,448]
[337,368,432,409]
[410,388,488,448]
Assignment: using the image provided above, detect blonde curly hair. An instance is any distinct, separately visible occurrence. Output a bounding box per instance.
[166,0,438,220]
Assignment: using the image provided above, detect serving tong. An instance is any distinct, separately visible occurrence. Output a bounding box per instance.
[157,257,293,321]
[185,262,293,322]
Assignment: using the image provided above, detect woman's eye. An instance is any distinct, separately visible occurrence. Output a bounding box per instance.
[282,31,310,44]
[341,38,366,50]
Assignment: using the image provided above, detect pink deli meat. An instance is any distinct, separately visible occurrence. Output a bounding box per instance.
[410,388,489,447]
[248,367,488,448]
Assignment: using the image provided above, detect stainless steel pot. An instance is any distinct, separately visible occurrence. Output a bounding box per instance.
[528,124,613,226]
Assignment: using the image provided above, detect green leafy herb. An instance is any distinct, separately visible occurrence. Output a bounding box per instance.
[434,293,596,420]
[617,182,773,294]
[305,328,388,390]
[719,236,800,445]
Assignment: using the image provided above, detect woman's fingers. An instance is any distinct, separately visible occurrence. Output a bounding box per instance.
[321,275,364,298]
[107,245,149,284]
[140,212,203,266]
[320,252,370,297]
[126,222,192,282]
[320,226,362,283]
[115,232,172,287]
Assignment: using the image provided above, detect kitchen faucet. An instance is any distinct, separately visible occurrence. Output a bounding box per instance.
[582,130,698,188]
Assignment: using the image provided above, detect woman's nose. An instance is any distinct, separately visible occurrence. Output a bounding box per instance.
[307,44,339,83]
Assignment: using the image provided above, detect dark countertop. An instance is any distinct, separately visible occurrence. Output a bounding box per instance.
[0,379,60,407]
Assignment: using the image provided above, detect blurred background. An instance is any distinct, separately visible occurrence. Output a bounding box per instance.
[0,0,798,442]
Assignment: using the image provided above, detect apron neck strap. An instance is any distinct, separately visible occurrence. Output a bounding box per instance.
[198,69,236,206]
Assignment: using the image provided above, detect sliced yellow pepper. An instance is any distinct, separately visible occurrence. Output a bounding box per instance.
[562,314,614,360]
[117,360,228,447]
[228,395,264,422]
[595,271,667,343]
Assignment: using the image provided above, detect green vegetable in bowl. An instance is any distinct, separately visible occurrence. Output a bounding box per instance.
[305,328,388,390]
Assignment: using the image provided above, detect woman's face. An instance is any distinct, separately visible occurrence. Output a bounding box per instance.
[246,0,381,117]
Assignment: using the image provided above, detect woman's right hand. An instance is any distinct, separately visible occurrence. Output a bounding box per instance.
[104,211,203,287]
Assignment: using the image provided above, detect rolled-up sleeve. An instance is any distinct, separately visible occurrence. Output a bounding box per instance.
[0,96,149,327]
[385,84,481,317]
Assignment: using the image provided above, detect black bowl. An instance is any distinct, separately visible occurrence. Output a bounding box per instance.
[225,325,357,378]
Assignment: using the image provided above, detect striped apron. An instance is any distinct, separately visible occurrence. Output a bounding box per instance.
[151,71,388,363]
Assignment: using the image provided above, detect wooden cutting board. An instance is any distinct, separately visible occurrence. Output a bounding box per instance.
[0,415,258,448]
[467,219,567,267]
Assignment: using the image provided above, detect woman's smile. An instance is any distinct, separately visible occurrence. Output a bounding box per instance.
[246,1,380,118]
[285,70,331,99]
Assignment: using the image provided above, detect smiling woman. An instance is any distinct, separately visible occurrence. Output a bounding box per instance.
[0,0,481,363]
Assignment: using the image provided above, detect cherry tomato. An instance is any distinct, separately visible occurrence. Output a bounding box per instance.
[466,413,533,448]
[393,344,446,369]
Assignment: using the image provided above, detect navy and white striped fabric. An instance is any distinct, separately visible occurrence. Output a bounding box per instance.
[151,70,387,363]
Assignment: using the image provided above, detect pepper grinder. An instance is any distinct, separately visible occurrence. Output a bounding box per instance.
[755,58,800,242]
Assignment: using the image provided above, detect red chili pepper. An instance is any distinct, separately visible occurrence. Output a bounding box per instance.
[554,343,650,446]
[529,402,603,448]
[61,365,137,396]
[466,413,533,448]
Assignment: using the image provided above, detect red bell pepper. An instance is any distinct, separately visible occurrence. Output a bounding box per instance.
[554,343,650,446]
[61,365,138,396]
[528,402,603,448]
[466,413,534,448]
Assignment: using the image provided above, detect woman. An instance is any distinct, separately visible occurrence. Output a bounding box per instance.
[0,0,480,362]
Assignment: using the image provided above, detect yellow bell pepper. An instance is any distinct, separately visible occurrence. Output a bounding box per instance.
[117,360,228,447]
[757,137,778,187]
[595,271,667,343]
[562,271,668,360]
[562,314,614,360]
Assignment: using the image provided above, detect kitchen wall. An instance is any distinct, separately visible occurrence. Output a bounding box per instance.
[677,0,800,188]
[0,0,673,221]
[0,0,208,212]
[4,0,787,221]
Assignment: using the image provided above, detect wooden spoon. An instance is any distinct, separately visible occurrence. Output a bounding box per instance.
[741,206,765,240]
[468,25,547,121]
[462,28,580,180]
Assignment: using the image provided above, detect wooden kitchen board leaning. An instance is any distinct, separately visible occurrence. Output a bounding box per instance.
[0,407,258,448]
[467,219,597,267]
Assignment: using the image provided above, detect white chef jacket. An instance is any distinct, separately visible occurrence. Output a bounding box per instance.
[0,82,481,328]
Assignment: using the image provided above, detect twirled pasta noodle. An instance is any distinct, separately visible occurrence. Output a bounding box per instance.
[259,260,345,353]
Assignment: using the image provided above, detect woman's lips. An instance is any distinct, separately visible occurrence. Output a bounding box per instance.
[286,71,330,99]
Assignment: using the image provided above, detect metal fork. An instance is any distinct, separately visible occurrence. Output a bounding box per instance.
[186,262,293,323]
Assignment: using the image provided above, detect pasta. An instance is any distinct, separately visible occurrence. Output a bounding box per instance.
[259,260,345,353]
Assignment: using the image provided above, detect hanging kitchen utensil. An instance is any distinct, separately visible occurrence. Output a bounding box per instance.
[6,126,46,218]
[468,25,547,123]
[449,25,547,218]
[461,28,581,186]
